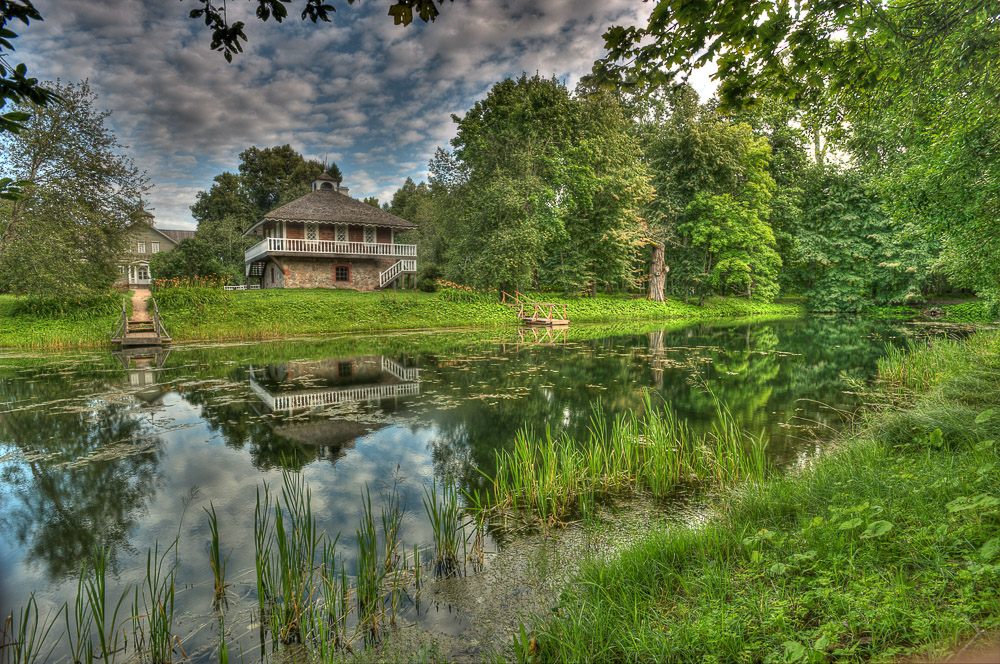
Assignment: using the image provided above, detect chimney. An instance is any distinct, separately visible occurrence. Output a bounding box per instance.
[338,185,350,197]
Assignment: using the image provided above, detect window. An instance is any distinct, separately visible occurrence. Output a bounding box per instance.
[151,242,160,253]
[137,266,149,280]
[335,224,347,242]
[305,223,318,241]
[118,265,125,274]
[364,226,375,243]
[335,265,350,282]
[321,182,334,190]
[137,241,146,253]
[337,362,353,378]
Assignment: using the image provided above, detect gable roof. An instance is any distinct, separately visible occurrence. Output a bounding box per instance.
[156,229,197,243]
[243,189,417,236]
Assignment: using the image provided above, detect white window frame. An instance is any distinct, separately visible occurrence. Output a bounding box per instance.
[137,241,146,253]
[305,223,318,241]
[364,226,375,243]
[335,224,347,242]
[151,242,160,253]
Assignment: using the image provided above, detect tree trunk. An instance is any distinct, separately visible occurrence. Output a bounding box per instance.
[649,242,665,302]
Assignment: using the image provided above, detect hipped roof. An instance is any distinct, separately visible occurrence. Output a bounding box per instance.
[243,189,417,237]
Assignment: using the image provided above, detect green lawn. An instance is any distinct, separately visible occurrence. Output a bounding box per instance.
[529,332,1000,663]
[0,288,803,349]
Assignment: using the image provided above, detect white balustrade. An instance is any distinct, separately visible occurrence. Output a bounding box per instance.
[244,237,417,263]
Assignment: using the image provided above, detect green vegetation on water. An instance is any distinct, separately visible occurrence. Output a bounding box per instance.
[0,288,803,348]
[528,332,1000,663]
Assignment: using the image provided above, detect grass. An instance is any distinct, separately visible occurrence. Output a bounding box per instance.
[0,293,123,348]
[0,287,803,348]
[527,332,1000,663]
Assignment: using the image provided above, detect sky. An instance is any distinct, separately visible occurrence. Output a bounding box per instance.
[18,0,708,230]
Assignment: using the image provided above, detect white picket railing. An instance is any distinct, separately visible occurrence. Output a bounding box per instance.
[223,284,260,291]
[250,378,419,412]
[381,357,420,382]
[245,237,417,262]
[378,259,417,288]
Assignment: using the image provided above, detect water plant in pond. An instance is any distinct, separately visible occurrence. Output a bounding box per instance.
[485,393,769,529]
[130,541,178,664]
[204,503,229,605]
[64,564,94,664]
[1,594,60,664]
[422,477,462,576]
[84,547,129,664]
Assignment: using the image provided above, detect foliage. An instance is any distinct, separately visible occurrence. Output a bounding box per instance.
[0,0,60,201]
[442,74,652,293]
[0,81,148,296]
[185,0,455,61]
[0,293,123,348]
[149,237,231,282]
[532,332,1000,663]
[794,167,938,312]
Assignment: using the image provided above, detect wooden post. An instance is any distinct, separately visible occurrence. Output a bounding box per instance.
[649,241,666,302]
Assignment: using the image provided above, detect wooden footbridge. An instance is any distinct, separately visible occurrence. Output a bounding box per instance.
[501,291,569,327]
[111,290,171,347]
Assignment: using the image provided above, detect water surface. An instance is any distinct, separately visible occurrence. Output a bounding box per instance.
[0,316,910,659]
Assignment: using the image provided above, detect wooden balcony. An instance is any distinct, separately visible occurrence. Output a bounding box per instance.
[245,237,417,263]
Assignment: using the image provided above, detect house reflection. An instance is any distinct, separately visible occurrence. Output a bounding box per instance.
[112,348,171,404]
[247,355,420,457]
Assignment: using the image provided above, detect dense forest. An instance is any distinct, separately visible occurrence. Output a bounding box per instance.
[1,0,996,316]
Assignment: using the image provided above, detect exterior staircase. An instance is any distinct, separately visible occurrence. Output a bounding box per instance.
[379,259,417,289]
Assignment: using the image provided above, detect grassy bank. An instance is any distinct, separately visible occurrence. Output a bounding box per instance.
[0,288,803,348]
[529,332,1000,663]
[0,293,124,349]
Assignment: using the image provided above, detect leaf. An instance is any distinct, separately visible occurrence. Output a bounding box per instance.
[861,520,893,539]
[839,517,863,531]
[782,640,807,662]
[975,409,994,424]
[981,538,1000,562]
[770,563,788,575]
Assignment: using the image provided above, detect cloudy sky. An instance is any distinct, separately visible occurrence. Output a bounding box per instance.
[18,0,688,229]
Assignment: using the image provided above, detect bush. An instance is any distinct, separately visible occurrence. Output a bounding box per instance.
[435,280,499,304]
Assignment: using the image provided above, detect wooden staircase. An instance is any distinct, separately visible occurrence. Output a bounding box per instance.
[379,259,417,288]
[501,291,570,327]
[111,293,171,347]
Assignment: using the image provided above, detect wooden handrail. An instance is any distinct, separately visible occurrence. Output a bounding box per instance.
[111,296,128,341]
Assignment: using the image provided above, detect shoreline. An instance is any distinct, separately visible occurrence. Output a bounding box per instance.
[0,290,806,350]
[529,331,1000,663]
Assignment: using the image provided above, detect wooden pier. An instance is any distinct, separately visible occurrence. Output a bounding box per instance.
[111,290,171,347]
[501,291,569,327]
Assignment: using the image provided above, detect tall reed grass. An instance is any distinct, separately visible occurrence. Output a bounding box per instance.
[486,393,769,529]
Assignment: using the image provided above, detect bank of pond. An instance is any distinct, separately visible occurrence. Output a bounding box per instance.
[0,317,996,662]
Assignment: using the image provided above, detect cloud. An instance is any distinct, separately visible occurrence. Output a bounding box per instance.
[20,0,658,227]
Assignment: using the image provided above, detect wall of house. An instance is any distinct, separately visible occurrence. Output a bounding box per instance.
[279,257,395,291]
[265,260,285,288]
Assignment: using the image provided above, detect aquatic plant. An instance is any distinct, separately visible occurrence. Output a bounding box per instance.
[204,503,228,604]
[485,392,770,529]
[423,477,463,575]
[130,541,178,664]
[84,547,128,664]
[1,594,60,664]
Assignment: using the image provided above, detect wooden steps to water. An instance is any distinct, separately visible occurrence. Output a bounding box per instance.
[501,291,570,327]
[111,292,171,347]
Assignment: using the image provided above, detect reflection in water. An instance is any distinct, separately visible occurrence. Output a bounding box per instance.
[0,317,918,658]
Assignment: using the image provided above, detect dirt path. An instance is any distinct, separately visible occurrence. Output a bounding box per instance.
[131,288,151,322]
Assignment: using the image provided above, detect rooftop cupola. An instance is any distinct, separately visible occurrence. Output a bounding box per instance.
[312,171,341,191]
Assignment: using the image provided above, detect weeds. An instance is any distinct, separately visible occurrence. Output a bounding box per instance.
[423,478,462,575]
[1,595,60,664]
[204,503,228,605]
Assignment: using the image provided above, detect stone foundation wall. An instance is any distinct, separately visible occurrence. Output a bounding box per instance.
[279,257,396,291]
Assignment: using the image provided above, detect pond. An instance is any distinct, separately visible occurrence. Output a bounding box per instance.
[0,316,914,661]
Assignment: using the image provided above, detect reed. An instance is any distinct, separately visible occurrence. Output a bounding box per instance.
[422,477,462,575]
[84,547,128,664]
[1,594,61,664]
[130,541,178,664]
[204,503,228,604]
[65,564,94,664]
[355,487,385,638]
[484,393,770,529]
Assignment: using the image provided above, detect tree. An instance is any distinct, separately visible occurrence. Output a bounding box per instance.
[0,80,148,296]
[237,144,332,219]
[444,74,651,293]
[149,237,226,281]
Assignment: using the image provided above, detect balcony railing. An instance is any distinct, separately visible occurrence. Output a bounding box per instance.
[245,237,417,262]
